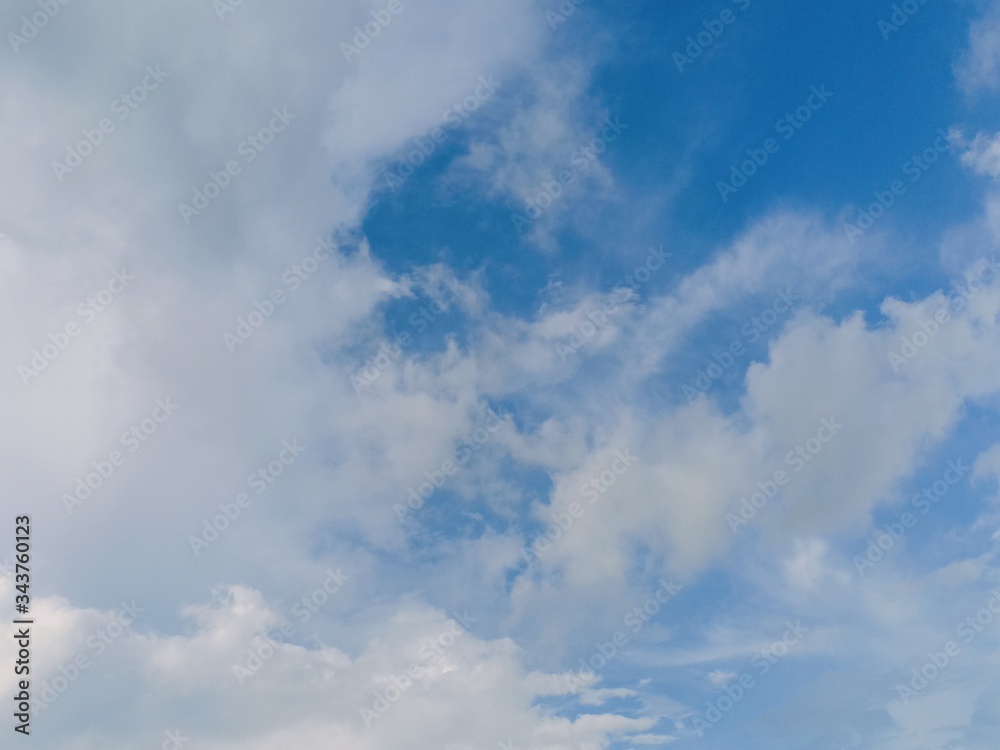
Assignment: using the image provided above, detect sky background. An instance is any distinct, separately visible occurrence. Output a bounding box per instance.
[2,0,1000,748]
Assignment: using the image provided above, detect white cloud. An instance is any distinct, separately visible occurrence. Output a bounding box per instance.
[960,130,1000,179]
[956,2,1000,95]
[6,1,1000,747]
[0,580,658,749]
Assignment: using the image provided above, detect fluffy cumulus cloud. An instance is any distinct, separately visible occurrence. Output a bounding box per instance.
[4,0,1000,748]
[0,578,659,749]
[961,129,1000,179]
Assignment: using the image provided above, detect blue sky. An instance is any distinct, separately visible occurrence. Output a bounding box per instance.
[3,0,1000,748]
